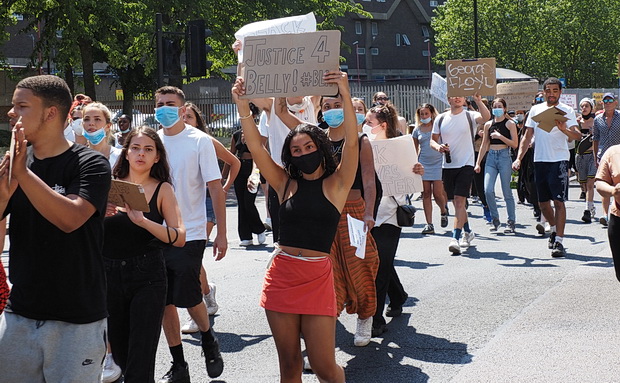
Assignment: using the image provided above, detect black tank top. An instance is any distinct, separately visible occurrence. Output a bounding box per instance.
[331,138,363,191]
[233,129,250,156]
[103,182,165,260]
[489,119,511,145]
[277,176,341,253]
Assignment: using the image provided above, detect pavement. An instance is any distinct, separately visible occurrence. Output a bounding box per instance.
[2,181,620,383]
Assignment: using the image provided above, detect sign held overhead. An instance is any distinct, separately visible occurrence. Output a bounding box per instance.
[446,58,497,97]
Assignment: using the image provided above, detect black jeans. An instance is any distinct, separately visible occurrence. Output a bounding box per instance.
[105,251,167,383]
[371,224,407,328]
[234,159,266,240]
[473,152,488,206]
[268,185,281,242]
[609,214,620,283]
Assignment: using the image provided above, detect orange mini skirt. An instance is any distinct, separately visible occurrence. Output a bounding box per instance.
[260,249,337,317]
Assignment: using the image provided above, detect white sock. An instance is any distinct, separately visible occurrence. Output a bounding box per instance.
[587,201,594,210]
[550,225,557,233]
[555,236,563,244]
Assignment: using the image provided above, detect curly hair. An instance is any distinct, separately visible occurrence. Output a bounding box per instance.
[281,124,337,180]
[113,125,172,185]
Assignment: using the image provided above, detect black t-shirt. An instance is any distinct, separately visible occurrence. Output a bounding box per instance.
[6,144,111,324]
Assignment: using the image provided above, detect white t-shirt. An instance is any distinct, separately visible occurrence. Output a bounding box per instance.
[260,101,293,167]
[432,109,481,169]
[525,102,578,162]
[109,146,122,169]
[158,124,221,241]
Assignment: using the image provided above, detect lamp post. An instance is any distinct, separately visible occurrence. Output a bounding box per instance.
[424,38,431,87]
[352,41,361,87]
[474,0,479,58]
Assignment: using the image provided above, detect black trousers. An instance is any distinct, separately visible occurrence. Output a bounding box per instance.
[105,252,167,383]
[472,152,488,206]
[268,185,281,242]
[234,159,266,240]
[371,223,407,328]
[609,214,620,282]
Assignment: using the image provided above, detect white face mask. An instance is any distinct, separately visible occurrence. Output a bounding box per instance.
[362,124,377,140]
[287,97,311,113]
[516,114,524,122]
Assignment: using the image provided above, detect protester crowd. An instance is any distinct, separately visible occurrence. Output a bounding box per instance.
[0,51,618,383]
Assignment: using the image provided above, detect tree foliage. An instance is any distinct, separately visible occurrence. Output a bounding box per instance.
[431,0,620,87]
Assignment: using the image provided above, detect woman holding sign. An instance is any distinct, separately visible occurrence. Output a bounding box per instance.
[363,103,424,336]
[103,126,186,382]
[232,71,356,383]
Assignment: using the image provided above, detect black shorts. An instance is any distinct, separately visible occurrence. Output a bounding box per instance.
[534,161,569,203]
[442,166,474,200]
[163,240,206,308]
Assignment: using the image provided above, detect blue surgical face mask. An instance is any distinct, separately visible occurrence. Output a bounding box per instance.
[83,128,106,145]
[420,117,432,124]
[155,106,180,129]
[323,108,344,128]
[356,113,365,125]
[492,108,504,117]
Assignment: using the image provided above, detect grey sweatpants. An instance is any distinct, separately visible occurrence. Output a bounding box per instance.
[0,311,107,383]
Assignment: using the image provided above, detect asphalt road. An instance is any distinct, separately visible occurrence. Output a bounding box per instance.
[152,182,619,383]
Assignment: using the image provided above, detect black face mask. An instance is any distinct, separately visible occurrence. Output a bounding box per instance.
[582,113,595,120]
[290,150,323,175]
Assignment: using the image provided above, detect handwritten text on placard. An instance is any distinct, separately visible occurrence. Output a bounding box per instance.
[370,135,422,196]
[241,31,340,98]
[446,58,496,97]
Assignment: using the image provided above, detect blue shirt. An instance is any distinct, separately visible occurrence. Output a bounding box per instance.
[593,110,620,159]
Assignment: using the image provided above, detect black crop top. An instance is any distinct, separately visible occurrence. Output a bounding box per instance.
[103,182,165,260]
[489,119,511,145]
[233,129,250,157]
[277,176,341,253]
[331,137,363,191]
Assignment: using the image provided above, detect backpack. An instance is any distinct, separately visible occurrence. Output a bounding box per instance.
[436,110,476,151]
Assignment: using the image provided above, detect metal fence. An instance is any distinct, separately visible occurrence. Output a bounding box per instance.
[97,84,620,137]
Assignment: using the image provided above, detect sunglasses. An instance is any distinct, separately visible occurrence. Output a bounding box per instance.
[603,99,615,103]
[376,97,389,101]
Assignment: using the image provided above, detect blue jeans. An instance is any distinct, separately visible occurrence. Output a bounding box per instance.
[484,148,516,222]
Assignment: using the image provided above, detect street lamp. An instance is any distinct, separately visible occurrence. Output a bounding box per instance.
[352,41,361,87]
[424,39,431,87]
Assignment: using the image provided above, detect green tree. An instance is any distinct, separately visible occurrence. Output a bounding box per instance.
[431,0,620,87]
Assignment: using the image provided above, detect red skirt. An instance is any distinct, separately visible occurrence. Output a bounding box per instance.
[260,250,337,317]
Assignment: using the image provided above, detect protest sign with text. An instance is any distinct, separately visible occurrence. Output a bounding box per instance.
[446,58,496,97]
[431,72,449,106]
[370,135,422,196]
[240,31,341,98]
[234,13,316,62]
[496,80,539,111]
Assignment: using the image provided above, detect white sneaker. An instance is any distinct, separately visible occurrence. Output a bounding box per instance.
[353,317,372,347]
[257,232,266,245]
[544,222,551,232]
[303,356,312,371]
[205,283,219,315]
[460,231,475,248]
[239,239,252,246]
[180,318,199,334]
[448,238,461,255]
[101,353,122,383]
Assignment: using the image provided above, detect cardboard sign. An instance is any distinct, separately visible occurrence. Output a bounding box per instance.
[234,12,316,62]
[531,106,568,133]
[446,58,497,97]
[430,72,449,106]
[108,179,150,212]
[369,135,423,196]
[240,31,340,98]
[559,93,577,110]
[496,80,539,111]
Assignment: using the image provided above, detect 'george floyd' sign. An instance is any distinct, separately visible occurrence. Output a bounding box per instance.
[240,31,341,98]
[446,58,496,97]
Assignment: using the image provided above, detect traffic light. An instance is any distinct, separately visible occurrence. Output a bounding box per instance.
[186,19,213,77]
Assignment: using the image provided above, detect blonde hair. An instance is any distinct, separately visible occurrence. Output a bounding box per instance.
[82,102,112,124]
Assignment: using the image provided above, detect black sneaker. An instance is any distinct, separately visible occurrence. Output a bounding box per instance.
[551,241,566,258]
[536,223,545,235]
[371,324,387,337]
[579,191,586,200]
[581,209,592,223]
[385,306,403,317]
[158,362,190,383]
[202,336,224,378]
[548,232,556,249]
[600,216,609,227]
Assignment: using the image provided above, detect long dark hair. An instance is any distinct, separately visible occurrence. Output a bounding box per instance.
[369,103,400,138]
[184,102,207,133]
[281,124,337,180]
[113,126,172,184]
